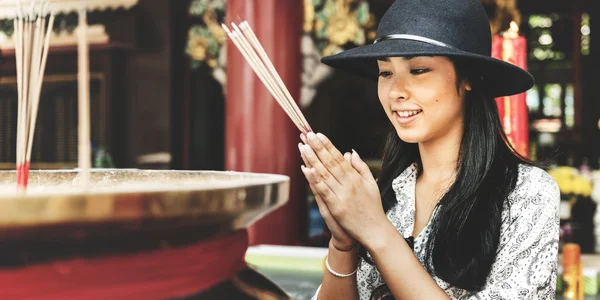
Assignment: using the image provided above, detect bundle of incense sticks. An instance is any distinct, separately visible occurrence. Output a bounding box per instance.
[222,21,312,134]
[14,0,55,192]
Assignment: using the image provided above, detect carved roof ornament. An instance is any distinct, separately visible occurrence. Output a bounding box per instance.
[0,0,138,19]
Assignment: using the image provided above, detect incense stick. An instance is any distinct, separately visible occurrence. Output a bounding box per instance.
[222,25,304,132]
[26,3,55,167]
[230,22,305,130]
[239,21,311,131]
[77,4,91,190]
[222,21,312,134]
[14,0,54,192]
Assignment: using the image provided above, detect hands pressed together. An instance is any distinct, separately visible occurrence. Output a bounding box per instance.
[299,132,388,251]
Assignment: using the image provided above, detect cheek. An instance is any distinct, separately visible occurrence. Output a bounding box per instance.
[378,92,386,105]
[378,88,390,111]
[423,88,460,112]
[427,96,463,126]
[377,84,386,100]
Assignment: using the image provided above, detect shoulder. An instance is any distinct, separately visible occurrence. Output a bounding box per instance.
[509,164,560,210]
[515,164,560,196]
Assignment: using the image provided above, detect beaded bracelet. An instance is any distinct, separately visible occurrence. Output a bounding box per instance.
[325,256,358,278]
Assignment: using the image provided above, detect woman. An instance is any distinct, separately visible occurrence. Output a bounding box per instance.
[299,0,560,299]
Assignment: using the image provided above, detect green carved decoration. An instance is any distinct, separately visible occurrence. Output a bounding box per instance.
[185,0,226,70]
[304,0,377,57]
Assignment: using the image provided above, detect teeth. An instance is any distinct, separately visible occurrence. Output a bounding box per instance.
[396,110,421,117]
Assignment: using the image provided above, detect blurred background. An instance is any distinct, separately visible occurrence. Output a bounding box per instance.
[0,0,598,298]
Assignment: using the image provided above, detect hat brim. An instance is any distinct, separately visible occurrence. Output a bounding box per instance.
[321,39,534,97]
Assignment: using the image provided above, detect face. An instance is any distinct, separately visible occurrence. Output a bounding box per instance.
[377,56,470,144]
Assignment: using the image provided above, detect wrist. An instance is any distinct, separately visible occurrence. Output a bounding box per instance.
[363,221,399,254]
[330,239,358,252]
[327,240,359,274]
[329,239,359,255]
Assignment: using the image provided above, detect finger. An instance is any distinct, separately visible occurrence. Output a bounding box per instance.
[308,168,339,207]
[302,165,330,214]
[298,143,313,168]
[303,166,339,207]
[305,132,348,182]
[303,167,348,239]
[313,188,332,219]
[351,149,375,182]
[344,152,351,162]
[300,133,308,144]
[301,163,330,192]
[309,181,346,237]
[306,177,331,216]
[301,144,342,192]
[311,185,343,230]
[316,133,357,174]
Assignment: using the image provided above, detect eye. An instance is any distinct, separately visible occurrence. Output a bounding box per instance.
[378,71,393,78]
[410,68,430,75]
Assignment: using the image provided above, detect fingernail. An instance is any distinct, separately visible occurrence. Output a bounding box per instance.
[352,149,360,158]
[316,133,328,143]
[298,143,303,151]
[307,132,317,142]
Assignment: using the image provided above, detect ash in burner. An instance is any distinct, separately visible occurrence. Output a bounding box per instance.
[0,169,287,198]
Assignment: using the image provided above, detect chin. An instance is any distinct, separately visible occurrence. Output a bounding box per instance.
[395,128,424,144]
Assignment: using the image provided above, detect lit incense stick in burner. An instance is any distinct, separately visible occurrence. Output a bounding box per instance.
[77,1,91,190]
[14,0,55,192]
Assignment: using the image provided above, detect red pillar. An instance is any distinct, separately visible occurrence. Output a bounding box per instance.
[492,31,529,158]
[225,0,305,246]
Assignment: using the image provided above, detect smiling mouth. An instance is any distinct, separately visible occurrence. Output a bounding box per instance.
[395,110,422,118]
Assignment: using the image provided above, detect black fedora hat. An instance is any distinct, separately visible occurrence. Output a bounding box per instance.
[320,0,534,97]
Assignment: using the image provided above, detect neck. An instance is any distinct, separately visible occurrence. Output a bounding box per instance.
[417,127,462,185]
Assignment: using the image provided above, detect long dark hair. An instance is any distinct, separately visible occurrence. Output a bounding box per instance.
[359,57,530,291]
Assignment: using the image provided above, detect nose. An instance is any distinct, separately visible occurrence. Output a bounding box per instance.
[388,77,410,102]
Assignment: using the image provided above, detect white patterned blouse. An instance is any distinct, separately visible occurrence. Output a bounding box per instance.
[312,163,560,300]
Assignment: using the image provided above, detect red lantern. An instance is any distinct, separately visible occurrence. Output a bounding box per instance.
[491,22,529,158]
